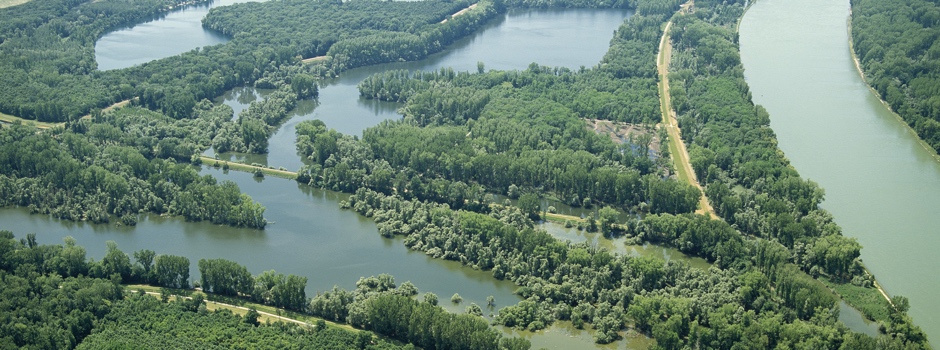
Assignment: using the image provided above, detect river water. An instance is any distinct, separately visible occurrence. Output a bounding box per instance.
[740,0,939,343]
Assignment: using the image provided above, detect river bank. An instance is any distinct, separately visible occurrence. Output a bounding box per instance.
[740,0,939,342]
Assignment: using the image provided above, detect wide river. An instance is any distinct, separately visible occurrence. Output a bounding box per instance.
[740,0,939,344]
[23,4,665,349]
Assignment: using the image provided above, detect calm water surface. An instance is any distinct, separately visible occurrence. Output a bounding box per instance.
[94,0,258,71]
[740,0,939,343]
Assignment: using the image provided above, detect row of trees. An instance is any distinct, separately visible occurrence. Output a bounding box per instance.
[851,0,940,153]
[197,258,309,311]
[0,231,418,349]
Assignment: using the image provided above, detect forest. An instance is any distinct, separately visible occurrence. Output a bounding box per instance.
[851,0,940,153]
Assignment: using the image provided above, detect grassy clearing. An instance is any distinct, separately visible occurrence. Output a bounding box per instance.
[124,284,356,331]
[0,111,62,129]
[301,56,330,64]
[822,279,892,323]
[201,156,298,180]
[0,0,32,9]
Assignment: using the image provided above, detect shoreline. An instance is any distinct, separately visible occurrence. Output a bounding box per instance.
[846,9,940,160]
[740,0,897,318]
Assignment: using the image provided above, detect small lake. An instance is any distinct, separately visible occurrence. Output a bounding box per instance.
[94,0,258,71]
[740,0,939,343]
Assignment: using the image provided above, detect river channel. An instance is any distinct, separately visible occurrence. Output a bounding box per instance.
[740,0,939,343]
[17,3,663,349]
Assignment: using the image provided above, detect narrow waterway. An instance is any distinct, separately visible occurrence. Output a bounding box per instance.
[740,0,939,343]
[212,8,633,171]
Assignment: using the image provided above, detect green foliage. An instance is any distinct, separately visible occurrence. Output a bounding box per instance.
[77,294,408,350]
[198,258,253,297]
[852,0,940,153]
[358,293,504,350]
[0,110,267,229]
[154,254,190,289]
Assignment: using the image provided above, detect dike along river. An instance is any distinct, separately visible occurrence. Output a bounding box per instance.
[21,5,663,349]
[740,0,939,344]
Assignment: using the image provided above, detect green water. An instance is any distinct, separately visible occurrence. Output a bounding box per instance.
[740,0,939,343]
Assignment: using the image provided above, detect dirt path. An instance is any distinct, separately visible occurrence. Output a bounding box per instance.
[140,290,314,327]
[657,2,717,218]
[0,99,133,130]
[440,3,478,23]
[199,156,299,179]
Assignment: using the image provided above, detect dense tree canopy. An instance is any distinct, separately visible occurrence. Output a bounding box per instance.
[851,0,940,153]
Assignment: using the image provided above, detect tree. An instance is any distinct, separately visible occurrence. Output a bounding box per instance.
[451,293,463,304]
[423,292,439,306]
[101,241,132,282]
[154,254,190,289]
[244,308,261,326]
[198,258,253,297]
[134,249,156,274]
[517,193,540,219]
[598,206,619,234]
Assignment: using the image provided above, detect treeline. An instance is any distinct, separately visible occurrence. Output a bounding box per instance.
[0,231,413,349]
[0,118,266,228]
[340,186,926,348]
[198,258,309,311]
[851,0,940,153]
[665,0,928,346]
[202,0,474,59]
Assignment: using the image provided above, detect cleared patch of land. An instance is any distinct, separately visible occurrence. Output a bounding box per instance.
[0,111,61,129]
[440,3,478,23]
[0,99,133,129]
[586,118,661,155]
[125,284,355,331]
[0,0,32,9]
[301,55,330,64]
